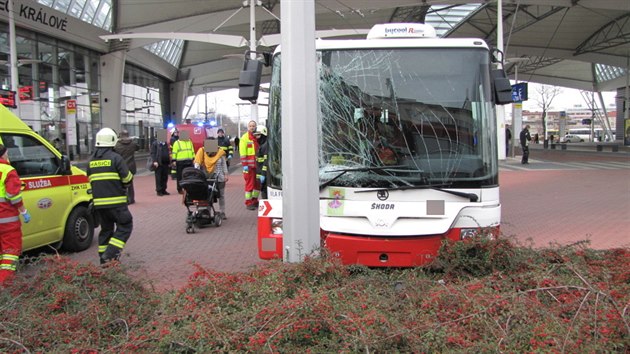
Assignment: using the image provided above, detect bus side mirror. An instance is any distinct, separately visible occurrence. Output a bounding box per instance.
[238,58,263,103]
[492,69,514,105]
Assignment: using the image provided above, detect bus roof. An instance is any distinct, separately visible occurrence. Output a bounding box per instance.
[273,23,490,54]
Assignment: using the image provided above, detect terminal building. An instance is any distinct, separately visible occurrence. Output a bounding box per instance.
[0,0,174,157]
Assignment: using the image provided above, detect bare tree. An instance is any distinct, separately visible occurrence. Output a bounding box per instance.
[533,85,562,140]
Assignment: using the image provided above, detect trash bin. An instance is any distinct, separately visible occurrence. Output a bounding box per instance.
[543,139,549,149]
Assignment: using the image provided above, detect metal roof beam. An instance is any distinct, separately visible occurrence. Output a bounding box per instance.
[575,13,630,55]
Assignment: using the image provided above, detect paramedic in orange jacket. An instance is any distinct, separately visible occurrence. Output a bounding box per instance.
[239,120,260,210]
[0,144,31,285]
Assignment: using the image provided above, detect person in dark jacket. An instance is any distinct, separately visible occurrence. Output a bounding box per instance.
[169,129,180,180]
[114,129,139,204]
[254,125,268,199]
[150,129,171,196]
[505,126,512,156]
[216,128,233,167]
[87,128,133,265]
[519,125,532,164]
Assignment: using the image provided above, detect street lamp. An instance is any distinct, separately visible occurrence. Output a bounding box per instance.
[236,102,250,137]
[506,57,530,158]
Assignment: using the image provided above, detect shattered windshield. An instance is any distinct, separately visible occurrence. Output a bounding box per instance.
[266,48,498,189]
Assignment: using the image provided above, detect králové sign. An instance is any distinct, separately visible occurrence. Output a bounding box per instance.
[0,0,68,32]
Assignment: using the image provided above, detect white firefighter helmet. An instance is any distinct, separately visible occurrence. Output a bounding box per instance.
[95,127,118,147]
[255,125,267,136]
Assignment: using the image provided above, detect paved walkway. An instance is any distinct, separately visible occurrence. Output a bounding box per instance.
[57,149,629,292]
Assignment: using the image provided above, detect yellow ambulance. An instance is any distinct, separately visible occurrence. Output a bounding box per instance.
[0,104,95,252]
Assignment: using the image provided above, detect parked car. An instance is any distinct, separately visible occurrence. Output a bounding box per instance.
[561,134,584,143]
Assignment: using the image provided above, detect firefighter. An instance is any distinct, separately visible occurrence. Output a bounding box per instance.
[254,125,268,200]
[0,144,31,285]
[171,130,196,194]
[87,128,134,265]
[216,128,233,166]
[239,120,260,210]
[169,128,179,180]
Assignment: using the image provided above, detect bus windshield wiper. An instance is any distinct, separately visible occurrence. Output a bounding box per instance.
[319,165,410,191]
[356,184,479,202]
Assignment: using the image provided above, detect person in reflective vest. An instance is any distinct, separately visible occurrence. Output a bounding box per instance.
[254,125,268,200]
[169,129,179,180]
[0,144,31,285]
[216,128,234,166]
[87,128,134,265]
[171,131,196,194]
[239,120,260,210]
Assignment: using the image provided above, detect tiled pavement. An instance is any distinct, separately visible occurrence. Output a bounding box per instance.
[65,161,265,291]
[58,149,629,292]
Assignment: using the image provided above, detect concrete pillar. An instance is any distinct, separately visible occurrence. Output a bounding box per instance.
[170,80,191,125]
[281,0,319,262]
[99,51,126,131]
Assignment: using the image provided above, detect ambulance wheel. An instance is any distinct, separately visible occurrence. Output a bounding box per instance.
[61,205,94,252]
[214,214,222,227]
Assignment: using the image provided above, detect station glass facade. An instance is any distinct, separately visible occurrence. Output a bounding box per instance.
[0,23,169,157]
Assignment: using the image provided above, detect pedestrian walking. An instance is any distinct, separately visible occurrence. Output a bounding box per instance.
[254,125,268,200]
[520,125,532,164]
[114,129,139,204]
[239,120,260,210]
[0,144,31,285]
[87,128,134,265]
[194,139,229,219]
[172,130,195,194]
[505,126,512,156]
[234,136,239,152]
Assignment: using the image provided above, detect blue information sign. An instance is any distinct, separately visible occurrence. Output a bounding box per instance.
[511,82,528,102]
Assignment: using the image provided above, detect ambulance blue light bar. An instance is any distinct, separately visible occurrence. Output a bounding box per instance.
[367,23,437,40]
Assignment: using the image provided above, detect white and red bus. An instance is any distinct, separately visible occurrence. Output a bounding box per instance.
[242,23,513,267]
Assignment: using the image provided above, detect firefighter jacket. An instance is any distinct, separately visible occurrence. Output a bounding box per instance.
[217,136,234,157]
[87,148,133,209]
[239,131,258,168]
[0,159,23,223]
[172,139,195,162]
[256,140,268,180]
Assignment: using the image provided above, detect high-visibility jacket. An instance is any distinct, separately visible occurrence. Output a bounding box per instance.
[239,132,258,168]
[0,159,23,280]
[87,148,133,209]
[172,139,195,162]
[256,142,268,180]
[218,136,234,157]
[0,159,23,224]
